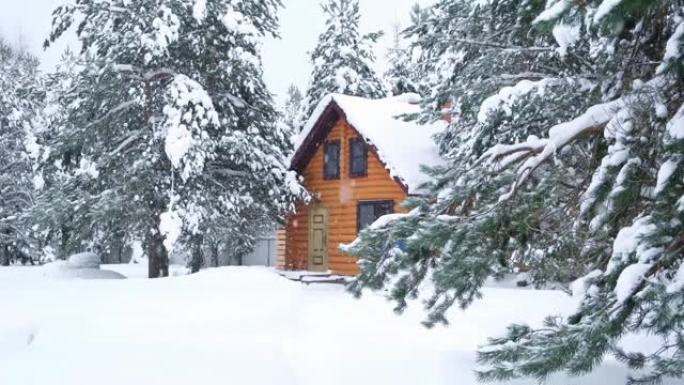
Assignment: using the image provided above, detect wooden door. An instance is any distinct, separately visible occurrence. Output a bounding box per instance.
[308,206,328,272]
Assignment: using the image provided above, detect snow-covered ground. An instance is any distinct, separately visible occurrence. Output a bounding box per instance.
[0,265,668,385]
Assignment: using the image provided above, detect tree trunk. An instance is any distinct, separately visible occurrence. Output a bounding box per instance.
[210,242,219,268]
[0,244,9,266]
[59,224,70,260]
[189,234,204,274]
[147,213,169,278]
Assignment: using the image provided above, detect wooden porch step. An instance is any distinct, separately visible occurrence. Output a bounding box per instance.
[278,270,352,285]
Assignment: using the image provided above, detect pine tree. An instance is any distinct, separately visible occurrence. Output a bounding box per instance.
[384,4,427,96]
[0,36,43,266]
[42,0,304,277]
[282,84,304,132]
[343,0,684,383]
[301,0,387,120]
[23,50,112,262]
[408,2,429,26]
[384,22,417,96]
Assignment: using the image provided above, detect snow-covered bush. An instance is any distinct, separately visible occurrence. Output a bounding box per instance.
[67,252,100,269]
[43,252,126,280]
[42,261,126,280]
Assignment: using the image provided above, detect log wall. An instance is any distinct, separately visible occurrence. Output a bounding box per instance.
[279,119,407,276]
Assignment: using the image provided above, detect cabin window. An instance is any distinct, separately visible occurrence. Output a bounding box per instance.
[323,140,340,180]
[357,200,393,233]
[349,137,368,177]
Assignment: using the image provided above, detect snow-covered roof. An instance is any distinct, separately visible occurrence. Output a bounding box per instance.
[291,93,446,194]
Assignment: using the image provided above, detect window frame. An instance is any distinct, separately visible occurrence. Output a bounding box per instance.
[348,137,368,178]
[356,200,394,234]
[323,140,341,180]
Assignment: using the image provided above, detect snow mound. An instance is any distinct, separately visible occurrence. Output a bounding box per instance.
[296,93,446,194]
[67,252,100,269]
[103,263,189,278]
[42,260,127,280]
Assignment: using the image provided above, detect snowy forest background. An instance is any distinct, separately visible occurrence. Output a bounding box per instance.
[1,0,683,384]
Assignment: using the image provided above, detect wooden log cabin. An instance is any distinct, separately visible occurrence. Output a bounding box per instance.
[276,93,445,276]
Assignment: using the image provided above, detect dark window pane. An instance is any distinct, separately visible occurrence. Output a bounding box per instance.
[324,141,340,179]
[376,201,392,217]
[349,138,367,177]
[358,204,376,231]
[357,200,394,233]
[351,139,364,157]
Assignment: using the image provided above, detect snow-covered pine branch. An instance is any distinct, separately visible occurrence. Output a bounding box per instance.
[492,98,622,201]
[345,1,684,383]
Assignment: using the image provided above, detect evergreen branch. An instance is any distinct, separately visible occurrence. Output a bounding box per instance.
[496,72,557,81]
[85,99,140,129]
[108,130,143,157]
[207,166,249,178]
[496,100,622,201]
[0,161,26,174]
[109,64,176,82]
[449,38,554,52]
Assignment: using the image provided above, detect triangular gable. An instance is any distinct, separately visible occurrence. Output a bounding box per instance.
[291,94,446,195]
[289,99,410,193]
[290,100,343,173]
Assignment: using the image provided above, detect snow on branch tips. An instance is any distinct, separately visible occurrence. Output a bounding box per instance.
[657,14,684,75]
[478,79,557,124]
[533,0,572,24]
[481,75,672,204]
[193,0,207,22]
[162,75,219,181]
[141,5,180,64]
[222,7,258,36]
[669,103,684,141]
[159,209,182,254]
[484,99,623,202]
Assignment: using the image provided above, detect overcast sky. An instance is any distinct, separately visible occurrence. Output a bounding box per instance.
[0,0,433,103]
